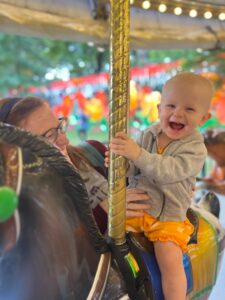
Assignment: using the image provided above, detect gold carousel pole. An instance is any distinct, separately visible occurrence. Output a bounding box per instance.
[108,0,130,245]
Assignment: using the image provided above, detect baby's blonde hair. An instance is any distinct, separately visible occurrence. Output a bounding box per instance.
[163,72,214,112]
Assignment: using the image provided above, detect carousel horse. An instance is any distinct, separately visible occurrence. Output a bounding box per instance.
[195,128,225,197]
[204,128,225,180]
[0,123,225,300]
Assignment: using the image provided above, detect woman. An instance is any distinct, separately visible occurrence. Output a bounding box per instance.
[0,96,150,233]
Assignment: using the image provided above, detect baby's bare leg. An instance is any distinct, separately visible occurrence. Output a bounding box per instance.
[154,241,186,300]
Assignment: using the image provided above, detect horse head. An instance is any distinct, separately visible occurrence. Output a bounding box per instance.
[0,123,107,300]
[204,128,225,167]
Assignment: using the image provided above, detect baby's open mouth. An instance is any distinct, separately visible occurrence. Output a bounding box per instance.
[169,122,185,130]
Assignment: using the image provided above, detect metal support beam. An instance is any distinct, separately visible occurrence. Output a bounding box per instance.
[108,0,130,245]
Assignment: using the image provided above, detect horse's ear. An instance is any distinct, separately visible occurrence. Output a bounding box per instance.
[0,211,20,253]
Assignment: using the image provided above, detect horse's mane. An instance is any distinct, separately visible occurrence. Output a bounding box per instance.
[0,122,108,253]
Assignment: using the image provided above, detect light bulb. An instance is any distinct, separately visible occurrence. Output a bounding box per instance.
[189,9,198,18]
[218,12,225,21]
[204,11,213,19]
[142,1,151,10]
[174,7,183,15]
[158,4,167,13]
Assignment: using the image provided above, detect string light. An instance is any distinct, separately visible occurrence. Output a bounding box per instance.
[142,1,151,10]
[158,4,167,13]
[218,12,225,21]
[174,7,183,15]
[204,11,213,19]
[189,9,198,18]
[130,1,225,21]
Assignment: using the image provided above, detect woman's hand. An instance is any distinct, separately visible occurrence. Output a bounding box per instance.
[126,188,150,218]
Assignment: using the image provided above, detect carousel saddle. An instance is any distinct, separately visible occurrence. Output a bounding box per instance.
[125,229,194,300]
[109,212,198,300]
[121,209,199,300]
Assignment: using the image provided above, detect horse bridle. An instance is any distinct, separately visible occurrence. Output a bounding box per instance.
[0,143,23,252]
[86,252,111,300]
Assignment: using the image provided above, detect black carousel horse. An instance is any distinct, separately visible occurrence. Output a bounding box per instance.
[0,123,225,300]
[0,123,130,300]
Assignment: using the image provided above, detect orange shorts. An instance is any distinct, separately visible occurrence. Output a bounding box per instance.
[126,212,194,253]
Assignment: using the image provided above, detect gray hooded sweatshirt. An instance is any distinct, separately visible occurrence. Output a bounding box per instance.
[128,123,207,221]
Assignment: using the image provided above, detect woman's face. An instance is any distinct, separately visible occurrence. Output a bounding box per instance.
[19,102,69,156]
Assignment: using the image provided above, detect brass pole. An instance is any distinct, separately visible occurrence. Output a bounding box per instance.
[108,0,130,245]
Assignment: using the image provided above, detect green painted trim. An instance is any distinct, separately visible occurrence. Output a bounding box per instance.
[125,254,139,279]
[191,284,213,300]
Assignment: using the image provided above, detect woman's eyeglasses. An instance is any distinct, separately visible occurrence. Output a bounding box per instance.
[42,117,68,143]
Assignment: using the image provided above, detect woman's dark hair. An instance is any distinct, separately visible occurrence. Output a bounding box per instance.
[0,96,45,126]
[0,96,96,172]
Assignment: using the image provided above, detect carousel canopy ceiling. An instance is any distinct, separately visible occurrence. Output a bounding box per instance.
[0,0,224,49]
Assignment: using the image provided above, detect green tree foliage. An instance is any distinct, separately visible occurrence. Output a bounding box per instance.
[0,32,224,94]
[130,49,198,66]
[182,50,225,88]
[0,33,109,94]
